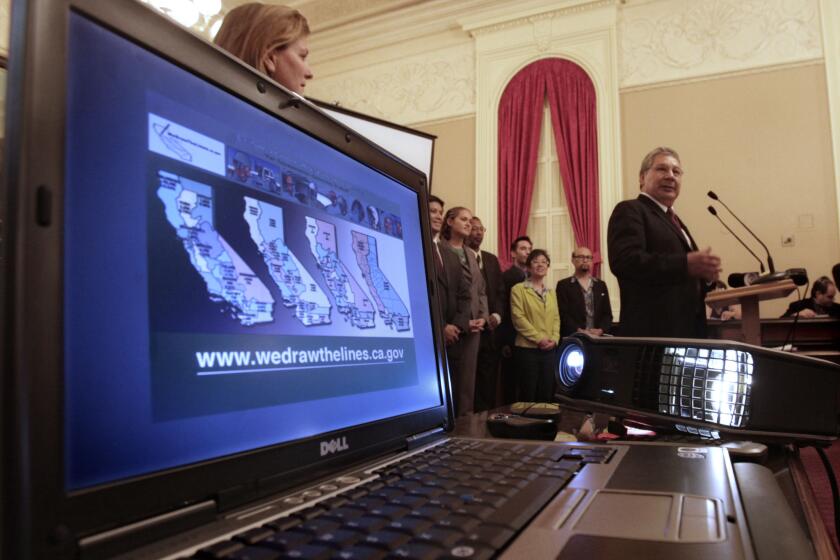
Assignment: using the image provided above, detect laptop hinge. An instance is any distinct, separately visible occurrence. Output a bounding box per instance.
[78,500,216,560]
[405,427,446,450]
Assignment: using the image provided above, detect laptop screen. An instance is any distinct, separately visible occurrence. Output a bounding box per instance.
[63,13,441,491]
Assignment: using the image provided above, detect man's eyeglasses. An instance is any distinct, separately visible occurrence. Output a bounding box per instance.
[573,254,593,260]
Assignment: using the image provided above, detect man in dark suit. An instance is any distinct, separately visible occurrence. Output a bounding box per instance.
[556,246,612,337]
[607,147,721,338]
[498,235,532,403]
[467,216,505,411]
[428,195,470,363]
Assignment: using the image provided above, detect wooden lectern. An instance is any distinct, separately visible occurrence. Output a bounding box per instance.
[705,279,797,345]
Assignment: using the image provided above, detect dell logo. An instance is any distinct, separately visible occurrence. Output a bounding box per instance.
[320,437,349,456]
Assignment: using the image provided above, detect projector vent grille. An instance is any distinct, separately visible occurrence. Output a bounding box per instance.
[635,345,753,428]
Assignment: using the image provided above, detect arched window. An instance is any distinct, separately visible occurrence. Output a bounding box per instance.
[497,58,600,277]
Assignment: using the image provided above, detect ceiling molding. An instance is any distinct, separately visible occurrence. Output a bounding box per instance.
[288,0,423,32]
[459,0,615,35]
[306,0,510,65]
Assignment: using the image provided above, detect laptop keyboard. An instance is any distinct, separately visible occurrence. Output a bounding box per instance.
[192,439,613,560]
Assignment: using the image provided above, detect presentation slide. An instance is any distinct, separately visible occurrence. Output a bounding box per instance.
[146,109,416,419]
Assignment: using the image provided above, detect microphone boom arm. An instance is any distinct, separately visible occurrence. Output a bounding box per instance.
[707,206,765,274]
[709,193,776,273]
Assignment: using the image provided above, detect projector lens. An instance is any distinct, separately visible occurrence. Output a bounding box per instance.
[558,343,585,389]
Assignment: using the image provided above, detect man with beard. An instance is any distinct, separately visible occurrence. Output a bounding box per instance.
[607,147,721,338]
[556,246,612,337]
[503,236,532,291]
[467,216,505,411]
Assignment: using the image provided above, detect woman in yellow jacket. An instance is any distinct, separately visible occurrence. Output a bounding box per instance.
[510,249,560,402]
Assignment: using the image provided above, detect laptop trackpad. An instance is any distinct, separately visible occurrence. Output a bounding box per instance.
[574,491,721,542]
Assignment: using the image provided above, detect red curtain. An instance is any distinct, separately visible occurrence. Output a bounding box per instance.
[497,69,544,270]
[497,58,601,275]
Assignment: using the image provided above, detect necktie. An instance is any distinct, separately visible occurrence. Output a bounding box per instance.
[475,251,482,270]
[666,208,682,233]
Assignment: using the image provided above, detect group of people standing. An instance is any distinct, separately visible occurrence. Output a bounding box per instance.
[428,197,614,416]
[429,146,728,416]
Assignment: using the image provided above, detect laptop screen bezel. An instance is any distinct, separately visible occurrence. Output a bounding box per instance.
[1,0,453,554]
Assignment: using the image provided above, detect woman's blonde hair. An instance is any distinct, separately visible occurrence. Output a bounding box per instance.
[214,3,310,75]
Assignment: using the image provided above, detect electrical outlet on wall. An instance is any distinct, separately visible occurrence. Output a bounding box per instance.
[781,234,795,247]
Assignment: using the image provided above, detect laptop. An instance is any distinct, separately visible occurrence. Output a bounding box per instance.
[0,1,816,558]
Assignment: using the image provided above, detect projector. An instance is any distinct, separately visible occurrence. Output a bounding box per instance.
[555,333,840,444]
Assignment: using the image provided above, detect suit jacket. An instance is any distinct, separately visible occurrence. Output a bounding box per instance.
[434,240,470,334]
[499,265,527,347]
[555,276,613,337]
[502,266,527,294]
[607,195,709,338]
[477,250,505,321]
[510,281,560,348]
[441,240,489,322]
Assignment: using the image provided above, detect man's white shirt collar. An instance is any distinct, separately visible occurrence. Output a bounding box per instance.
[641,192,692,245]
[640,191,670,213]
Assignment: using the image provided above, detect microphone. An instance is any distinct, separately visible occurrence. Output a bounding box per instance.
[708,191,775,273]
[749,268,809,287]
[727,268,808,288]
[727,272,760,288]
[707,206,765,273]
[787,268,809,286]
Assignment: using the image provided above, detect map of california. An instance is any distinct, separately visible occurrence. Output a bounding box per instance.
[243,197,331,326]
[156,171,274,326]
[304,217,376,329]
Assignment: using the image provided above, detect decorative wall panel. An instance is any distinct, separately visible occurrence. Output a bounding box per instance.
[306,43,475,125]
[620,0,823,88]
[305,0,826,127]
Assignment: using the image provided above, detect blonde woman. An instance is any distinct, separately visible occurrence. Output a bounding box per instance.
[214,3,313,95]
